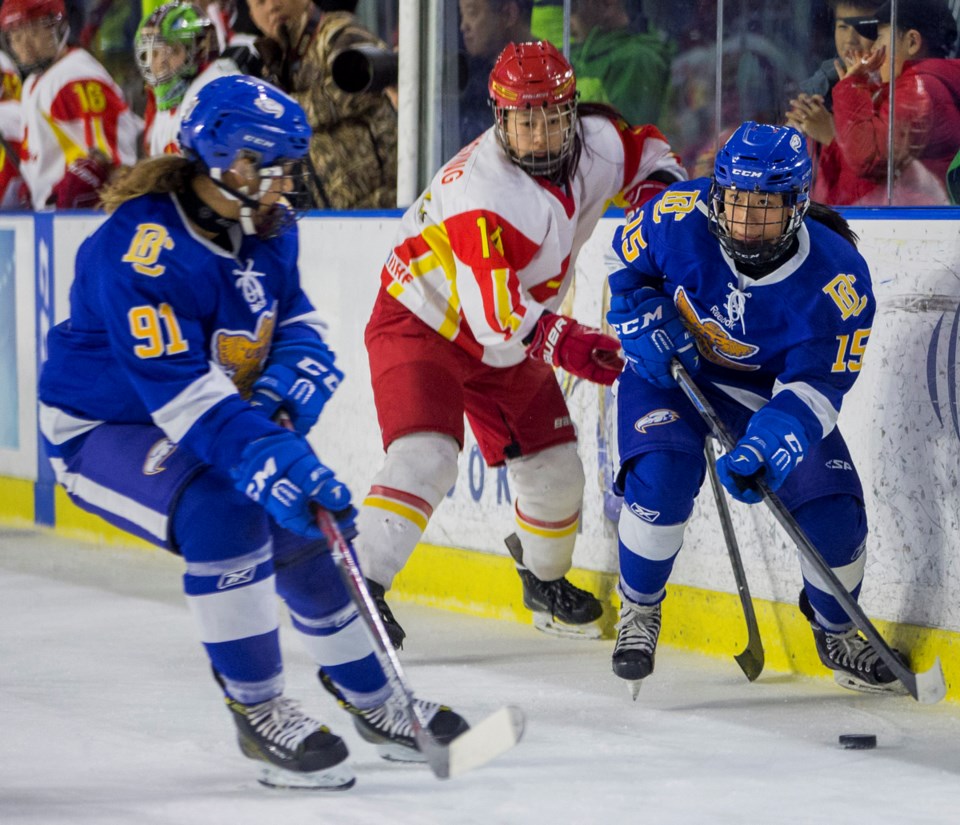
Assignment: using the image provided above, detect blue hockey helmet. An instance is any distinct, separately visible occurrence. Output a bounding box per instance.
[179,75,313,238]
[708,121,812,265]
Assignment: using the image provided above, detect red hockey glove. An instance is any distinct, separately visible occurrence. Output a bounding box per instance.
[53,152,111,209]
[526,312,624,386]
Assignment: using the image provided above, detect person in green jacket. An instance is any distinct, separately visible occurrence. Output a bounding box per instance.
[532,0,674,126]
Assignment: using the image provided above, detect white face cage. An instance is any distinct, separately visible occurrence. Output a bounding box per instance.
[493,100,578,180]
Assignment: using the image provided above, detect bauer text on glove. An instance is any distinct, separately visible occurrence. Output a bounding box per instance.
[606,288,699,388]
[715,408,808,504]
[525,311,624,385]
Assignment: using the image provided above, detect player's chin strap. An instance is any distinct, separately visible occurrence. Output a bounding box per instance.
[209,167,292,239]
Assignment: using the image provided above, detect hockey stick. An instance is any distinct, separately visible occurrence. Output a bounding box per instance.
[273,412,525,775]
[313,509,525,777]
[670,360,946,704]
[704,440,765,681]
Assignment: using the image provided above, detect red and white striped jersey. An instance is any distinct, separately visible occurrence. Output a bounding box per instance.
[19,47,140,208]
[380,115,684,367]
[0,49,26,209]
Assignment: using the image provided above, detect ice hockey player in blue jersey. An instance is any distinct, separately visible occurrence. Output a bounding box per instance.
[37,74,467,789]
[605,121,903,695]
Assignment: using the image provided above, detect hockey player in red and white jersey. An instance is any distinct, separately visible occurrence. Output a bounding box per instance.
[0,0,140,209]
[0,47,27,208]
[137,2,260,158]
[355,40,686,647]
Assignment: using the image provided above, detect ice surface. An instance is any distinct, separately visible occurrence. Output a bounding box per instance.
[3,529,959,825]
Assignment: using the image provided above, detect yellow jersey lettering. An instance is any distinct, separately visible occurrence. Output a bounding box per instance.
[652,191,698,223]
[122,224,175,277]
[822,274,868,320]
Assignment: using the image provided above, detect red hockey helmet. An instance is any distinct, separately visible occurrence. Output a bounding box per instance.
[488,41,578,180]
[0,0,65,30]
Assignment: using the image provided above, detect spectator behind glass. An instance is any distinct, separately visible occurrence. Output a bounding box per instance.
[572,1,674,125]
[246,0,398,209]
[785,1,884,205]
[948,144,960,203]
[830,0,960,204]
[534,0,674,127]
[458,0,533,145]
[0,0,140,209]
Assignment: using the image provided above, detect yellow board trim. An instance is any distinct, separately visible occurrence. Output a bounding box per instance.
[2,481,956,702]
[392,542,960,702]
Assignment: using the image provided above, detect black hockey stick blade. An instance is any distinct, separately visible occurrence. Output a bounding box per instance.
[704,443,764,682]
[670,360,946,704]
[313,508,527,776]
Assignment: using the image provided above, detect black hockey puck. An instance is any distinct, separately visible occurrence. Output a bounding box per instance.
[838,734,877,750]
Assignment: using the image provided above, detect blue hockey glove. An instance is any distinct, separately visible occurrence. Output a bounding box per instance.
[716,408,808,504]
[232,431,356,538]
[606,288,699,388]
[250,339,344,435]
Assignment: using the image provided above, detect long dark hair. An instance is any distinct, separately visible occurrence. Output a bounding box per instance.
[806,201,859,248]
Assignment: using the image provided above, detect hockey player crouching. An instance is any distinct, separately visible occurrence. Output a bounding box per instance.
[606,121,902,694]
[37,75,467,789]
[353,40,687,648]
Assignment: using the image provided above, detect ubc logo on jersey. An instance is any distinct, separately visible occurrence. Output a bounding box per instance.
[217,567,256,589]
[143,437,176,475]
[122,224,176,277]
[822,274,868,320]
[675,287,759,370]
[635,408,679,433]
[214,310,276,397]
[233,258,268,312]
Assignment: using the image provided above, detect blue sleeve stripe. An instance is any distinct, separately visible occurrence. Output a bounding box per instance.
[151,364,239,443]
[770,381,838,440]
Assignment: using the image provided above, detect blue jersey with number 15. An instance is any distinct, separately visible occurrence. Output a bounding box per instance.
[608,178,875,448]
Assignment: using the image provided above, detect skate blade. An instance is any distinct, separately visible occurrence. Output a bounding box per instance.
[375,742,427,763]
[833,671,910,696]
[625,679,643,701]
[255,761,356,790]
[532,612,604,640]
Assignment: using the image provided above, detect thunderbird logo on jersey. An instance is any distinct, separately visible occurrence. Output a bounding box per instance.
[635,409,680,433]
[214,309,276,397]
[675,287,759,370]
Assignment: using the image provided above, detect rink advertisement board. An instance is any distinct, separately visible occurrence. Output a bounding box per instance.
[3,209,960,637]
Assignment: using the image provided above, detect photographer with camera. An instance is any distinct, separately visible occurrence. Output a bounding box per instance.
[245,0,397,209]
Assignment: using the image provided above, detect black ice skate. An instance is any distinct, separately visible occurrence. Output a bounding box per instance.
[505,533,603,639]
[319,671,470,762]
[367,578,406,650]
[612,592,662,692]
[799,590,907,695]
[223,692,355,790]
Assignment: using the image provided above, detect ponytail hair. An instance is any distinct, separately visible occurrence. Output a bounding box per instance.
[99,156,197,213]
[806,201,859,248]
